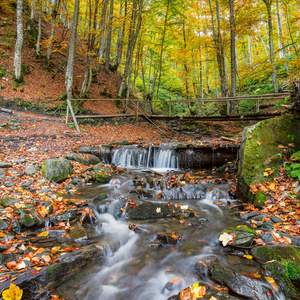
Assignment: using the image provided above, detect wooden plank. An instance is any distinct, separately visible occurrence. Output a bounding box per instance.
[147,113,282,122]
[0,107,13,114]
[75,114,140,119]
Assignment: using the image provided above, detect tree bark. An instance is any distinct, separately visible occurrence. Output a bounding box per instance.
[263,0,278,93]
[13,0,23,83]
[36,8,42,57]
[230,0,237,99]
[47,0,60,61]
[276,0,289,73]
[98,0,109,63]
[65,0,80,99]
[114,1,126,70]
[105,0,114,72]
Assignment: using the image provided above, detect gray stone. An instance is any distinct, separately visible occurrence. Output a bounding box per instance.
[50,211,77,225]
[92,163,113,183]
[0,219,9,231]
[11,219,21,234]
[65,153,100,166]
[0,169,5,175]
[271,216,283,224]
[0,196,18,207]
[240,211,259,220]
[29,209,45,227]
[41,158,73,183]
[0,162,12,168]
[25,165,38,176]
[21,180,33,188]
[261,220,274,231]
[252,213,268,221]
[258,232,276,244]
[4,181,14,187]
[20,210,35,228]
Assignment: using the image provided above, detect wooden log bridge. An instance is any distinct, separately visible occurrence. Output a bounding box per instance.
[65,93,289,133]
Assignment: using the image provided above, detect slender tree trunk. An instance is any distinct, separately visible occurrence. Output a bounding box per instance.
[205,47,210,93]
[65,0,80,99]
[47,0,60,61]
[154,0,170,109]
[230,0,237,100]
[208,0,227,97]
[36,8,42,57]
[248,36,252,64]
[214,54,219,97]
[118,0,143,101]
[263,0,278,93]
[114,1,125,70]
[98,0,109,63]
[276,0,289,73]
[105,0,114,72]
[14,0,23,82]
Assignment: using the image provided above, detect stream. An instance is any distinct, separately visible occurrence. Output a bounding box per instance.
[54,149,285,300]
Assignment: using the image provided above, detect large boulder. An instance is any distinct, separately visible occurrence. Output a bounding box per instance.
[64,153,100,166]
[41,158,73,183]
[236,115,300,202]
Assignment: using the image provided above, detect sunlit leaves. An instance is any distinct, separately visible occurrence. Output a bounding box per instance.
[2,284,23,300]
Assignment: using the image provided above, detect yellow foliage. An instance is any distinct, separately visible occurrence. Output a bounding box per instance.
[2,284,23,300]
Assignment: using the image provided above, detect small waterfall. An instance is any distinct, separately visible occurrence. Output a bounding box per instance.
[111,146,178,169]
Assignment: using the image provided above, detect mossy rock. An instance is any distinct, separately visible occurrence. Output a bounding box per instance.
[0,196,18,207]
[92,163,113,183]
[253,191,267,209]
[64,153,100,166]
[236,115,300,202]
[220,225,256,247]
[41,158,73,183]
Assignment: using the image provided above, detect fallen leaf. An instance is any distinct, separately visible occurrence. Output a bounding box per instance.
[265,276,279,292]
[37,230,49,237]
[218,232,234,247]
[243,254,253,260]
[2,283,23,300]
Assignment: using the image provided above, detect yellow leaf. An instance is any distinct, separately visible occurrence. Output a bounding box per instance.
[243,254,253,260]
[265,276,279,292]
[37,231,49,237]
[263,172,269,177]
[190,282,206,298]
[2,283,23,300]
[269,183,275,190]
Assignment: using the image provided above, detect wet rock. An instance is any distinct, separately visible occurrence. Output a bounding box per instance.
[157,232,181,245]
[162,184,205,201]
[0,196,18,207]
[29,209,45,227]
[197,218,208,222]
[0,169,5,175]
[127,202,177,220]
[134,188,152,199]
[271,216,283,224]
[21,180,33,188]
[11,219,21,234]
[0,162,12,168]
[261,220,274,231]
[252,213,268,221]
[0,219,9,231]
[20,210,35,228]
[211,266,271,300]
[219,225,256,247]
[91,163,113,183]
[258,232,276,244]
[148,242,163,249]
[163,279,183,293]
[50,211,77,226]
[93,193,107,201]
[25,165,38,176]
[65,153,100,166]
[194,260,208,278]
[4,181,14,187]
[240,211,259,220]
[0,245,104,299]
[41,158,73,183]
[70,222,88,242]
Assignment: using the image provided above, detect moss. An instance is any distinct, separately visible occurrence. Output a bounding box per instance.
[286,261,300,281]
[253,191,267,208]
[47,263,62,282]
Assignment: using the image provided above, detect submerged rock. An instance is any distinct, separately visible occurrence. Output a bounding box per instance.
[70,222,88,242]
[162,184,205,201]
[41,158,73,183]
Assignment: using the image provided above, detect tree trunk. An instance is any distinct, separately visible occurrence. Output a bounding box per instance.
[264,0,278,92]
[208,0,227,97]
[13,0,23,83]
[105,0,114,72]
[65,0,80,99]
[205,47,210,93]
[276,0,289,73]
[36,8,42,57]
[114,1,126,70]
[47,0,60,61]
[118,0,143,101]
[98,0,109,63]
[230,0,237,100]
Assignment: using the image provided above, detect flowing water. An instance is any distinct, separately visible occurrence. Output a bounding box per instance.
[55,162,285,299]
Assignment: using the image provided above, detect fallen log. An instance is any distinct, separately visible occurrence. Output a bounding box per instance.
[0,107,13,114]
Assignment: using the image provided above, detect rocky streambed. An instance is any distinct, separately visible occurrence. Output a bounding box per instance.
[0,147,299,300]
